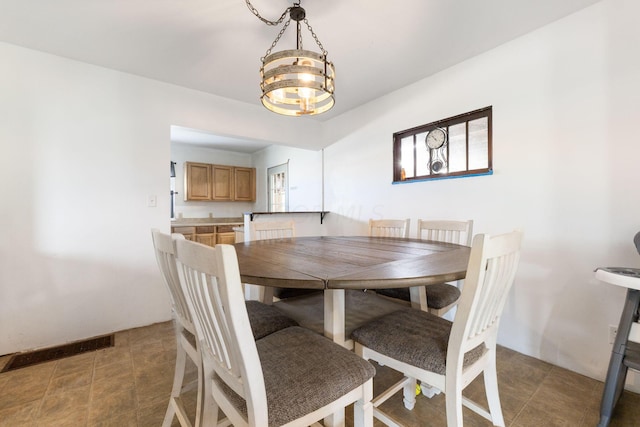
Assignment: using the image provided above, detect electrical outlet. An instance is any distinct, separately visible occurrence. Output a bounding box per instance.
[610,325,618,344]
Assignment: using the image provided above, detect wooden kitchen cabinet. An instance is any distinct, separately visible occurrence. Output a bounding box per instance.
[234,167,256,201]
[171,226,196,241]
[172,224,242,247]
[216,225,236,244]
[184,162,212,201]
[184,161,255,202]
[194,226,215,246]
[211,165,234,201]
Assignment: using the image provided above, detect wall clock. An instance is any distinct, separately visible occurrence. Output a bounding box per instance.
[425,127,447,149]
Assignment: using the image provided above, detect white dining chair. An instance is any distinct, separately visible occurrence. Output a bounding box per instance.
[417,219,473,246]
[250,219,296,240]
[352,230,523,427]
[174,238,375,427]
[376,219,473,317]
[249,220,319,303]
[417,219,473,316]
[368,218,410,238]
[151,230,203,427]
[151,229,298,427]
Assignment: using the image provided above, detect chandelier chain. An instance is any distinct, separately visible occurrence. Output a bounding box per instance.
[262,18,291,60]
[245,0,292,26]
[304,18,327,56]
[246,0,328,57]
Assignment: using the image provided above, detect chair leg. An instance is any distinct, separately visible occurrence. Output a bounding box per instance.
[445,376,464,427]
[598,351,628,427]
[163,342,189,427]
[421,382,442,398]
[483,358,505,427]
[194,357,205,427]
[324,410,345,427]
[402,377,417,410]
[599,289,640,427]
[201,366,220,427]
[354,379,374,427]
[162,400,177,427]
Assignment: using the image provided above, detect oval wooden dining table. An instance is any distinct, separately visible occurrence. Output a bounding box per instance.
[234,235,471,348]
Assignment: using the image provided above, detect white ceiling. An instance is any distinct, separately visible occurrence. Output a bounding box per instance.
[0,0,600,150]
[171,126,271,153]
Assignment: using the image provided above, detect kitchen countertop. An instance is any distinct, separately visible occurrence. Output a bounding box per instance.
[171,217,243,227]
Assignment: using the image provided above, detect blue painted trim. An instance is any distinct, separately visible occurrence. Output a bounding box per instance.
[392,170,493,185]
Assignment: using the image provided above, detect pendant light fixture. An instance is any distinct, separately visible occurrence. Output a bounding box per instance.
[246,1,335,116]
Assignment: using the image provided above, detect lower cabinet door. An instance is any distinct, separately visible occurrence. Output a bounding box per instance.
[216,232,236,245]
[195,234,215,247]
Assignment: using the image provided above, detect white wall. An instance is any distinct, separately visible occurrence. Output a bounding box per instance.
[0,41,322,355]
[323,0,640,387]
[250,145,327,237]
[251,145,324,212]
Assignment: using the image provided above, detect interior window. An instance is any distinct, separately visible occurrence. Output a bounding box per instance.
[393,106,492,183]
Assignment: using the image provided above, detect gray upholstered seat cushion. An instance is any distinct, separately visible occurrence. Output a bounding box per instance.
[220,326,375,426]
[351,308,485,375]
[245,300,298,340]
[376,283,461,309]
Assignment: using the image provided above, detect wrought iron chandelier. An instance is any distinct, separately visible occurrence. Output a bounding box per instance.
[246,0,335,116]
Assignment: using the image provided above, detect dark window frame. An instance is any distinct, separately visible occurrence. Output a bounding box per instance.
[392,106,493,183]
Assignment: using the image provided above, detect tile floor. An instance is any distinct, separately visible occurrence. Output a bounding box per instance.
[1,321,639,426]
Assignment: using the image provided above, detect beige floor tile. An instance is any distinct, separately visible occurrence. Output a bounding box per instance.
[0,372,9,390]
[0,400,40,426]
[0,364,54,411]
[135,377,173,407]
[91,374,136,401]
[3,360,56,384]
[88,387,137,424]
[53,352,96,378]
[511,404,575,427]
[462,374,528,424]
[94,346,132,368]
[113,331,130,348]
[521,376,597,425]
[92,358,134,384]
[47,369,93,394]
[131,341,174,368]
[37,385,91,418]
[137,397,169,427]
[87,410,138,427]
[34,409,88,427]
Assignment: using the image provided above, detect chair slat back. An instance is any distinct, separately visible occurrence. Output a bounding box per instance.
[417,219,473,246]
[174,239,268,421]
[251,220,296,240]
[151,230,194,334]
[369,219,410,238]
[449,231,523,355]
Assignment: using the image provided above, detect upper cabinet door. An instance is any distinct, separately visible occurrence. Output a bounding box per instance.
[234,167,256,201]
[212,165,234,201]
[185,162,212,201]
